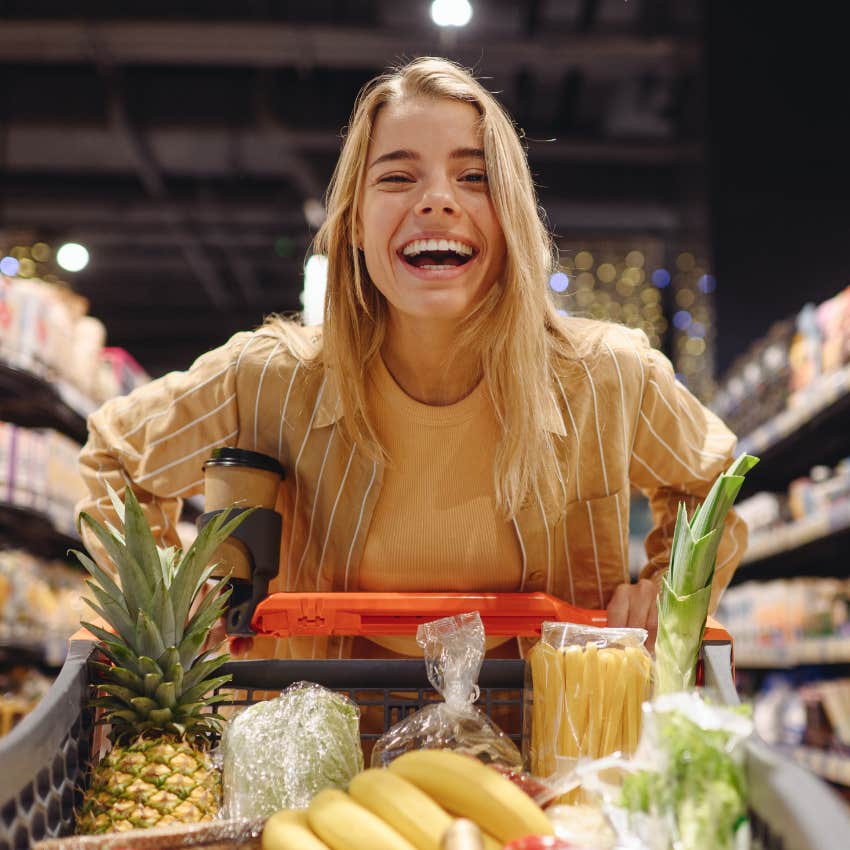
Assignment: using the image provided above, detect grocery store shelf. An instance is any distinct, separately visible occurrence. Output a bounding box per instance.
[733,502,850,583]
[737,364,850,499]
[788,746,850,787]
[735,637,850,668]
[0,502,81,562]
[0,638,66,670]
[0,357,91,443]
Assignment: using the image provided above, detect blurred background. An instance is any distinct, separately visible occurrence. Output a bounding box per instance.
[3,0,850,791]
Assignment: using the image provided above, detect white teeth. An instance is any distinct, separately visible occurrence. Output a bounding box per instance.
[401,238,475,257]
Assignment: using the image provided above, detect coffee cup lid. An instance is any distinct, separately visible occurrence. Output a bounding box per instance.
[203,447,285,478]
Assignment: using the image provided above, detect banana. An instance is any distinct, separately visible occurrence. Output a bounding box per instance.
[307,788,418,850]
[348,768,454,850]
[262,809,330,850]
[388,749,553,844]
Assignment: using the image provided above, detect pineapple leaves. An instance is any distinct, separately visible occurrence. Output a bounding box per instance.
[179,675,232,707]
[155,681,177,709]
[180,653,230,694]
[169,507,254,629]
[120,484,170,596]
[135,610,166,659]
[79,510,153,618]
[71,549,125,610]
[78,483,252,743]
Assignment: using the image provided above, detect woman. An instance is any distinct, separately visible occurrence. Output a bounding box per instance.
[77,57,747,660]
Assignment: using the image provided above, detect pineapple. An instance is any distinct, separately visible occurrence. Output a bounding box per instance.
[72,483,252,833]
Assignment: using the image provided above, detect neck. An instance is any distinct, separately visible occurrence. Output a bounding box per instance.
[381,318,481,406]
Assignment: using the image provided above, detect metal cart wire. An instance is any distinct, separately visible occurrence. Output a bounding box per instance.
[2,598,850,850]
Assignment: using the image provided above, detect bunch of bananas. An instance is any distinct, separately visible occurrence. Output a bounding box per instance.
[262,749,554,850]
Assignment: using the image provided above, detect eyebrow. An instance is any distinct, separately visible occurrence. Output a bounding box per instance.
[368,147,485,169]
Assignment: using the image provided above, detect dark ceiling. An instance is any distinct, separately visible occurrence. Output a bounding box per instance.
[1,1,709,377]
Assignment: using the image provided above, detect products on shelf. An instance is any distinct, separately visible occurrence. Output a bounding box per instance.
[0,274,149,407]
[0,549,86,663]
[712,284,850,438]
[0,421,87,535]
[717,577,850,649]
[0,666,53,738]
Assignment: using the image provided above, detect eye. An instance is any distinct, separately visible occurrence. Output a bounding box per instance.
[461,172,488,184]
[377,174,414,184]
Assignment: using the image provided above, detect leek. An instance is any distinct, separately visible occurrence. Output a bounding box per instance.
[654,453,759,695]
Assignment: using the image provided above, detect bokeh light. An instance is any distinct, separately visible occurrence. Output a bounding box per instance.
[430,0,473,27]
[548,271,569,292]
[651,268,671,288]
[673,310,693,330]
[575,251,594,270]
[57,242,90,272]
[0,256,20,276]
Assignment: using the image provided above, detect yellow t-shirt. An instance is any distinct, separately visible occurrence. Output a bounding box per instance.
[359,355,523,591]
[358,356,522,654]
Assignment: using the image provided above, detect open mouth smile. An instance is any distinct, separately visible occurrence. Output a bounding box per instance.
[398,237,478,272]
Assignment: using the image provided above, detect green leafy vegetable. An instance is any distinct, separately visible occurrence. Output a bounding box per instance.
[221,681,364,817]
[620,696,752,850]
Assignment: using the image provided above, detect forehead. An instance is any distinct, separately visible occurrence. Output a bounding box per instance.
[369,96,483,149]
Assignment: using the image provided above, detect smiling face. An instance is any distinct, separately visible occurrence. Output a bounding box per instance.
[357,96,507,332]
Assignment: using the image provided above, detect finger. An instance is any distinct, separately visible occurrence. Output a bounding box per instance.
[626,579,657,630]
[606,583,631,628]
[229,635,255,657]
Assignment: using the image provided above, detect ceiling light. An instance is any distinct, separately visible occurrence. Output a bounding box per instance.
[431,0,473,27]
[57,242,90,272]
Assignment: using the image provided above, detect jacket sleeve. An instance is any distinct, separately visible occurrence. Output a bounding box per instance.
[628,346,748,611]
[76,332,253,570]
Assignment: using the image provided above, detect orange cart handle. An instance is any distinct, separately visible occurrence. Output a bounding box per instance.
[252,591,607,637]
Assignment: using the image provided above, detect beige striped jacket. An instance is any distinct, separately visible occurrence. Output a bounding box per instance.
[77,319,747,658]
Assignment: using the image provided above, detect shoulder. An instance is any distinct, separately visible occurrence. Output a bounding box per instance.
[225,320,324,372]
[214,321,327,397]
[549,316,651,384]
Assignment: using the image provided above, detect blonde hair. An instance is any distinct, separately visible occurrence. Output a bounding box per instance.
[272,57,583,517]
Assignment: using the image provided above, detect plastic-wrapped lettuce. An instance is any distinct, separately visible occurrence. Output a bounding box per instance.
[221,681,363,818]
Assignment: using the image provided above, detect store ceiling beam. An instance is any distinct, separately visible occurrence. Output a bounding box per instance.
[3,125,700,176]
[97,67,235,311]
[0,198,307,230]
[0,20,698,75]
[2,195,679,237]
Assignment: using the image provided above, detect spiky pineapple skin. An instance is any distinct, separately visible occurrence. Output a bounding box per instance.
[77,736,221,834]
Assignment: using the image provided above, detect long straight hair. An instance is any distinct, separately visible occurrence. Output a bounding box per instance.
[272,57,582,517]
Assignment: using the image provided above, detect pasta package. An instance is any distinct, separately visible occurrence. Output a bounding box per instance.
[524,622,652,778]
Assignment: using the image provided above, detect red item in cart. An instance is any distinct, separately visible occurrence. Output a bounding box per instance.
[503,837,586,850]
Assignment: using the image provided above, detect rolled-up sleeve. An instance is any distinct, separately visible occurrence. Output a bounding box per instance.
[629,346,748,611]
[76,332,251,569]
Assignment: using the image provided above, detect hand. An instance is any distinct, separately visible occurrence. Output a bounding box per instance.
[202,613,254,657]
[606,578,659,652]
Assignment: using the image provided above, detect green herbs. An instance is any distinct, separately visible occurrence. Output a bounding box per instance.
[620,695,752,850]
[654,454,759,696]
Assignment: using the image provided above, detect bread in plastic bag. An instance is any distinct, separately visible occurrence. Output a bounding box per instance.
[525,622,652,779]
[221,681,363,818]
[370,611,522,768]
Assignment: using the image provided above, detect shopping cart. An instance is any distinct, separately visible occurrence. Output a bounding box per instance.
[1,592,848,850]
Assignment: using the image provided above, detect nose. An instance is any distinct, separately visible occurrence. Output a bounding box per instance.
[414,182,459,218]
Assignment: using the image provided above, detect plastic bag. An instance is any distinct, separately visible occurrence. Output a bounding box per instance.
[524,622,652,779]
[578,691,753,850]
[370,611,523,768]
[221,681,363,818]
